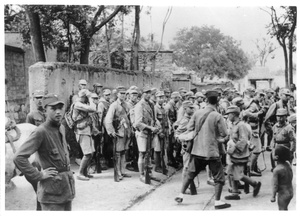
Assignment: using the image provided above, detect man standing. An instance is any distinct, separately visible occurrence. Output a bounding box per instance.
[134,87,161,183]
[194,92,206,110]
[14,94,75,211]
[175,90,231,210]
[26,90,46,126]
[73,89,96,181]
[93,83,103,97]
[105,86,132,181]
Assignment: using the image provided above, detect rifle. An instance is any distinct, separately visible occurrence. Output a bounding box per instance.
[113,136,119,182]
[145,130,152,184]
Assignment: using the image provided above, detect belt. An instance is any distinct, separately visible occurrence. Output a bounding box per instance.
[275,141,289,145]
[57,164,71,173]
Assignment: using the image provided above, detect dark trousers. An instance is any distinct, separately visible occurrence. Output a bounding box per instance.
[103,132,113,167]
[41,201,72,211]
[167,133,176,163]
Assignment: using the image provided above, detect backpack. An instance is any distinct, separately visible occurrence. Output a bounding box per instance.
[64,104,75,129]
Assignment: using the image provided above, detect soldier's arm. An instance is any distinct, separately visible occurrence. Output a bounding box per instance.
[104,103,116,136]
[216,115,229,140]
[74,102,96,113]
[13,129,43,182]
[134,103,152,132]
[288,126,296,152]
[186,112,196,132]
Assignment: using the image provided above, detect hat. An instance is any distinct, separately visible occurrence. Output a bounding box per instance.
[246,86,255,92]
[43,93,64,108]
[276,108,288,116]
[90,93,99,98]
[232,97,244,106]
[116,86,127,93]
[223,87,233,94]
[78,89,90,97]
[266,88,274,93]
[256,90,266,96]
[289,114,296,123]
[195,92,204,98]
[143,87,152,93]
[93,83,103,87]
[171,91,180,98]
[185,91,194,98]
[280,88,292,96]
[212,87,223,93]
[130,89,138,94]
[178,87,187,93]
[151,88,158,94]
[155,91,165,97]
[164,88,171,93]
[182,101,194,109]
[205,90,219,98]
[33,90,44,97]
[79,79,87,85]
[103,89,111,95]
[225,105,240,115]
[129,85,138,90]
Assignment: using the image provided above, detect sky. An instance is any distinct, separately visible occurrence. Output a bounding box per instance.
[137,6,293,72]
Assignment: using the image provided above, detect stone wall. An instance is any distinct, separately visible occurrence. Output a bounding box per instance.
[28,62,164,110]
[5,45,29,123]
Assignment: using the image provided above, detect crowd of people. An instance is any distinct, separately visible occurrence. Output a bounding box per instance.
[11,78,296,211]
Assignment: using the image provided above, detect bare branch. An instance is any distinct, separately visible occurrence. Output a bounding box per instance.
[91,5,105,29]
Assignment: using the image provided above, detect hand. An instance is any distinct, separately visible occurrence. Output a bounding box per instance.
[258,110,264,116]
[270,197,276,202]
[41,167,58,180]
[158,133,165,138]
[110,131,117,138]
[152,127,159,134]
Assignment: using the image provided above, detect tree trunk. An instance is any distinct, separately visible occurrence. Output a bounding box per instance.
[132,6,140,71]
[288,36,293,87]
[25,7,46,62]
[282,40,289,88]
[80,36,91,64]
[104,23,112,68]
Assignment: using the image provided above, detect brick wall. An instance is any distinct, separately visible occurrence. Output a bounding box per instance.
[5,45,29,123]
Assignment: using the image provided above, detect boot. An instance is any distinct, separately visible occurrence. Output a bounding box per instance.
[77,155,90,181]
[154,151,163,173]
[116,152,123,179]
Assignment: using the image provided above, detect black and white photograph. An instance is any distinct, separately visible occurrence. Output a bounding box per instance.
[3,0,298,213]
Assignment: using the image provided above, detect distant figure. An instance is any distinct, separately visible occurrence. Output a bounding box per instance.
[271,145,293,210]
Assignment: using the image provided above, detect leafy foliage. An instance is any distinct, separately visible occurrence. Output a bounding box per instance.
[170,25,251,80]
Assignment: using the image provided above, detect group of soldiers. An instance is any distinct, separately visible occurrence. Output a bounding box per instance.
[19,78,296,210]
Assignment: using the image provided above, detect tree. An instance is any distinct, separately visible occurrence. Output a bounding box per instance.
[262,6,297,87]
[130,6,141,70]
[170,25,251,81]
[253,37,276,66]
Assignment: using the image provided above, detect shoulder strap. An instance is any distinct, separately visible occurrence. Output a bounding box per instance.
[193,108,214,139]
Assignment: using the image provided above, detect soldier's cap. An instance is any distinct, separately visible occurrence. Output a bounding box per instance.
[255,90,266,96]
[78,89,91,98]
[79,79,87,85]
[155,91,165,97]
[212,87,223,93]
[151,88,158,94]
[205,90,219,98]
[289,114,296,123]
[185,91,194,98]
[246,86,255,92]
[178,87,185,91]
[116,86,127,93]
[195,92,205,98]
[178,87,187,93]
[112,89,118,94]
[130,89,138,94]
[129,85,138,90]
[143,86,152,93]
[225,105,240,115]
[182,100,194,109]
[232,97,244,106]
[103,89,111,95]
[171,91,180,98]
[43,93,64,108]
[223,87,233,94]
[90,93,99,99]
[280,88,292,96]
[93,83,103,88]
[33,90,44,97]
[266,88,275,93]
[164,88,171,93]
[276,108,288,116]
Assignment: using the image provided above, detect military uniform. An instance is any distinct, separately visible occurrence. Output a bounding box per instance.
[26,110,46,126]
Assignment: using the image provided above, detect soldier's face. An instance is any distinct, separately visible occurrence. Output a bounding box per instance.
[118,92,126,101]
[34,97,43,108]
[104,94,111,101]
[186,106,194,116]
[157,96,164,105]
[144,92,151,101]
[276,115,286,124]
[45,104,64,123]
[79,84,87,90]
[95,87,102,94]
[92,98,99,104]
[130,93,138,103]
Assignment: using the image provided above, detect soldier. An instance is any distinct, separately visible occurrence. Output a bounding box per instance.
[105,86,132,180]
[72,79,88,104]
[175,101,197,195]
[164,88,171,104]
[26,90,46,126]
[154,91,170,174]
[224,106,261,200]
[164,91,181,168]
[264,88,275,107]
[134,87,161,183]
[271,108,296,170]
[175,90,231,210]
[194,92,206,110]
[126,88,139,172]
[288,114,296,166]
[220,88,233,112]
[73,89,96,181]
[93,83,103,97]
[14,94,75,210]
[98,89,112,169]
[243,91,265,176]
[263,88,292,153]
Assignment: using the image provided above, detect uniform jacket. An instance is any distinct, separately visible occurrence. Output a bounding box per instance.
[264,100,291,124]
[104,98,131,138]
[134,98,160,137]
[164,99,177,125]
[13,120,75,204]
[272,122,296,152]
[187,104,228,159]
[155,103,170,135]
[73,101,96,135]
